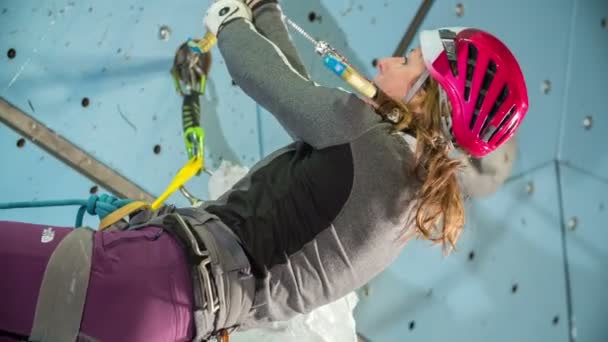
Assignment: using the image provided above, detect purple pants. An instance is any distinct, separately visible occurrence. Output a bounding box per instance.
[0,221,194,342]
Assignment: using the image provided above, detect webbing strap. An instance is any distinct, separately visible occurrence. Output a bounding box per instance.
[30,227,94,342]
[98,201,151,231]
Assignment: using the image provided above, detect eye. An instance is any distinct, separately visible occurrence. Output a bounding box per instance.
[402,56,408,65]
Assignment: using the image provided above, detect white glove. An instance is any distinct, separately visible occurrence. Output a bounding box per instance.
[204,0,252,36]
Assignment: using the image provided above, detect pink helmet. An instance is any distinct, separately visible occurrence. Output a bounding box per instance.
[418,27,528,158]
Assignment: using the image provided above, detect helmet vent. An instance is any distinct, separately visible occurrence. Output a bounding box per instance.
[464,44,478,102]
[482,61,497,91]
[472,60,498,131]
[496,119,516,145]
[479,85,509,136]
[482,125,497,142]
[485,105,515,143]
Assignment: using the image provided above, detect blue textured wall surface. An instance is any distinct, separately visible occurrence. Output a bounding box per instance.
[1,0,607,341]
[0,0,262,212]
[355,165,569,342]
[557,1,608,341]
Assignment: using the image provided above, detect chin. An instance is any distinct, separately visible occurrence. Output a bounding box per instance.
[372,76,383,87]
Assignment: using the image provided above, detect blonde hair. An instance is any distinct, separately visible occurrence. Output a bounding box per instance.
[384,78,465,253]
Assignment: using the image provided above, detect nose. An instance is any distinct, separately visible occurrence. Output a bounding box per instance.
[377,59,387,73]
[377,57,406,74]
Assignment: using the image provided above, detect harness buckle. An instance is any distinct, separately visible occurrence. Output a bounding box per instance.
[200,257,220,314]
[170,213,220,316]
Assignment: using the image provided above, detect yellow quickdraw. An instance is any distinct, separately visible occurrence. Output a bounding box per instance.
[98,158,204,231]
[98,201,152,230]
[188,31,218,54]
[151,156,204,210]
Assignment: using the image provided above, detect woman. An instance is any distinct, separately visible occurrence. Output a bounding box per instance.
[0,0,528,341]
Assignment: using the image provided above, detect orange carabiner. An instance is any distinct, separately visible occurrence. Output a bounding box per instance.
[219,329,229,342]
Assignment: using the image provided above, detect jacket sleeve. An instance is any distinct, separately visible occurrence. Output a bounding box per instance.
[217,19,382,149]
[252,2,310,80]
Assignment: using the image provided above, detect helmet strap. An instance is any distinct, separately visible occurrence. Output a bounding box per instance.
[437,87,457,152]
[403,69,430,104]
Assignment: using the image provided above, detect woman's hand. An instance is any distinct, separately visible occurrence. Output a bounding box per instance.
[204,0,252,36]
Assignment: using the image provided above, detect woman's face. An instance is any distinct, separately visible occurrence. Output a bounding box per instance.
[373,48,427,101]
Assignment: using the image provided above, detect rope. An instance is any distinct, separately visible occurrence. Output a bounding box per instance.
[0,194,133,227]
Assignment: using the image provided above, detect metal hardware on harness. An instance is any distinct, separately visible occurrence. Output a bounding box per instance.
[200,257,220,314]
[171,213,220,315]
[180,186,205,207]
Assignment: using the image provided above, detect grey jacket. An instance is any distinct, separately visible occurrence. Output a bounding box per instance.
[199,3,421,329]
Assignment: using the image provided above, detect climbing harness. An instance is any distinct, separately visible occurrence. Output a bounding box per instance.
[167,208,254,342]
[30,227,95,342]
[25,207,248,342]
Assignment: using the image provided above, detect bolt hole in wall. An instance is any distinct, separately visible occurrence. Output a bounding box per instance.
[81,97,90,107]
[409,320,415,331]
[602,17,607,29]
[307,11,323,23]
[153,144,162,154]
[89,185,99,194]
[7,48,16,59]
[511,283,518,294]
[455,3,465,17]
[582,115,593,130]
[567,216,578,231]
[525,181,535,194]
[468,250,475,261]
[541,80,552,94]
[371,58,378,68]
[16,138,26,148]
[553,315,560,326]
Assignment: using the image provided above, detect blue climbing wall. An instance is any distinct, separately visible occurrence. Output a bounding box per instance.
[1,0,606,341]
